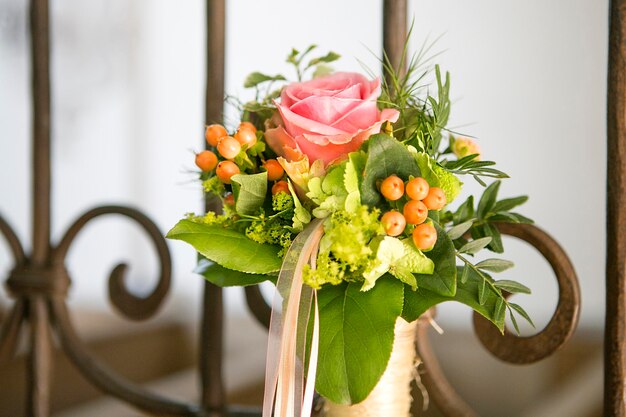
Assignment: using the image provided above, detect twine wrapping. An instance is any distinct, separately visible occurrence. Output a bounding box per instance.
[322,318,420,417]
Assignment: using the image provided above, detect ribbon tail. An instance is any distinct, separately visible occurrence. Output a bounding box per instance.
[262,219,325,417]
[301,290,319,417]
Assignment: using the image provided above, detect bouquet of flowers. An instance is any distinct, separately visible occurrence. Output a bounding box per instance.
[167,46,533,416]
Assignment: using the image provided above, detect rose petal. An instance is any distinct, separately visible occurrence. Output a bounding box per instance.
[276,101,348,137]
[264,125,298,159]
[290,95,362,126]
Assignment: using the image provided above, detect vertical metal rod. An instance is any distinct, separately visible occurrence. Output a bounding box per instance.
[382,0,408,79]
[30,0,52,266]
[201,0,226,414]
[605,1,626,416]
[26,297,52,417]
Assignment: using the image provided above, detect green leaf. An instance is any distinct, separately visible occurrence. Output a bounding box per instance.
[167,220,282,274]
[231,172,268,216]
[195,258,273,287]
[361,134,421,206]
[447,219,474,240]
[415,153,462,203]
[243,72,286,88]
[508,306,521,334]
[493,280,531,294]
[414,223,456,296]
[493,196,528,212]
[316,276,404,404]
[459,237,492,254]
[460,264,469,284]
[453,196,474,224]
[494,297,505,324]
[362,237,433,291]
[509,302,535,327]
[307,51,341,68]
[478,277,487,305]
[402,267,505,332]
[484,223,504,253]
[287,181,311,232]
[475,259,514,273]
[313,64,333,78]
[477,180,501,219]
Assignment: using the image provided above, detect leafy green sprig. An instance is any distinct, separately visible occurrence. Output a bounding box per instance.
[441,179,535,333]
[238,45,340,126]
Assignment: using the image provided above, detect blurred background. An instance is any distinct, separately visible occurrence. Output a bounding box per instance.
[0,0,607,416]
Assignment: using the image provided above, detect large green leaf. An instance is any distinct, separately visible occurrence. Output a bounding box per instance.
[360,134,421,206]
[166,220,282,274]
[414,223,457,296]
[316,276,404,404]
[195,258,274,287]
[231,172,268,216]
[402,267,505,332]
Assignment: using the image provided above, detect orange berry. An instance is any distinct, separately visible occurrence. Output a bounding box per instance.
[380,175,405,201]
[234,127,257,148]
[272,180,291,195]
[264,159,285,181]
[422,187,446,211]
[406,177,430,201]
[403,200,429,225]
[215,161,240,184]
[412,223,438,250]
[381,211,406,237]
[217,136,241,160]
[224,193,235,206]
[195,150,218,172]
[239,121,257,132]
[205,124,228,147]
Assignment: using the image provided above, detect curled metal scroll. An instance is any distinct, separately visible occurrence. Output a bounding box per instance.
[472,222,581,364]
[51,205,172,321]
[49,298,200,417]
[245,285,271,329]
[0,214,25,266]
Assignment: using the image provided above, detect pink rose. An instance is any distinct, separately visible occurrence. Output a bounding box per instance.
[264,72,400,165]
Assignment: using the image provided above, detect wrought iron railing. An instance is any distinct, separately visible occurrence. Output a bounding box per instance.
[0,1,623,416]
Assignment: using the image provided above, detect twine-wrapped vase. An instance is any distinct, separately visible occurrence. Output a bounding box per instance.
[321,318,419,417]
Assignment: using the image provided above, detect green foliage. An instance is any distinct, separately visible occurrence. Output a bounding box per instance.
[316,276,404,404]
[413,222,457,296]
[287,181,312,232]
[271,191,295,220]
[196,258,273,287]
[360,134,421,207]
[415,152,462,203]
[302,206,384,289]
[441,154,509,186]
[456,255,534,333]
[244,215,293,257]
[306,156,364,218]
[402,267,506,331]
[362,237,434,291]
[202,175,225,198]
[231,172,268,216]
[243,72,286,89]
[166,219,283,274]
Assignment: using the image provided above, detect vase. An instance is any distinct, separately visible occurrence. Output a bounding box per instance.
[319,318,420,417]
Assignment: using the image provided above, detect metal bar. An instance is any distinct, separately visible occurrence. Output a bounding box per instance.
[30,0,51,266]
[605,1,626,416]
[201,0,227,414]
[382,0,408,78]
[50,299,200,416]
[26,297,51,417]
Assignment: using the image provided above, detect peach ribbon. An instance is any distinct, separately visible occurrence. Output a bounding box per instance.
[263,219,325,417]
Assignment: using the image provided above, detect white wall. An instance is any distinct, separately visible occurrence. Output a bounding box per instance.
[0,0,608,333]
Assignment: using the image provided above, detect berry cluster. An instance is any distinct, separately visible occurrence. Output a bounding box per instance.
[378,175,446,250]
[194,122,289,195]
